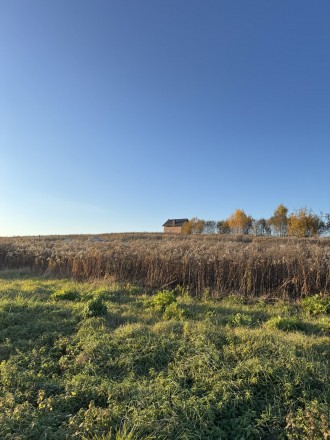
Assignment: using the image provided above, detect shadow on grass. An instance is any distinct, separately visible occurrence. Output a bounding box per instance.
[0,302,79,358]
[105,290,142,305]
[0,282,58,301]
[103,310,138,329]
[313,340,330,357]
[182,303,273,327]
[270,318,330,336]
[297,321,330,336]
[0,268,35,280]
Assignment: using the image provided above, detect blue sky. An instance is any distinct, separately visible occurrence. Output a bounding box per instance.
[1,0,329,235]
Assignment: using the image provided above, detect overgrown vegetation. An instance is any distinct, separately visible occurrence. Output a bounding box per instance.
[0,270,329,439]
[0,234,330,297]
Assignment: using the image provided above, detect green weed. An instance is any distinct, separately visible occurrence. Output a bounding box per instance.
[228,312,254,327]
[302,294,330,315]
[83,298,108,318]
[51,288,80,301]
[146,290,176,313]
[163,302,186,321]
[265,315,306,332]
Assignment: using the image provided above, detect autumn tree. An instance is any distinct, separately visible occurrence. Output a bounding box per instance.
[287,208,321,237]
[217,220,230,234]
[267,204,288,236]
[228,209,252,234]
[181,220,193,234]
[191,218,205,234]
[182,218,205,234]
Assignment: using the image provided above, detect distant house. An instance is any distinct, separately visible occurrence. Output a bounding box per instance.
[162,218,189,234]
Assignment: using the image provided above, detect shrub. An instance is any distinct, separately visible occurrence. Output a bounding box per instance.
[51,288,80,301]
[302,294,330,315]
[163,302,186,321]
[83,298,107,318]
[146,290,176,313]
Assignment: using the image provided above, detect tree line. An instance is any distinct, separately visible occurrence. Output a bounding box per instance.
[182,205,330,237]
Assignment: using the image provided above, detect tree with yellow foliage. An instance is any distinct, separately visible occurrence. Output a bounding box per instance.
[228,209,252,234]
[267,204,288,236]
[181,220,192,234]
[182,218,205,234]
[287,208,321,237]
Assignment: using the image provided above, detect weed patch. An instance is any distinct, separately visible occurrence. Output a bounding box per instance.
[52,288,81,301]
[302,294,330,315]
[266,315,306,332]
[228,312,254,327]
[82,298,108,318]
[146,290,177,313]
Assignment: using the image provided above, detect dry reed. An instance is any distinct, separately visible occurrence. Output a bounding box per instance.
[0,234,330,298]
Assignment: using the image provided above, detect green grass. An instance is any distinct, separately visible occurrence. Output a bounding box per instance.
[0,270,329,439]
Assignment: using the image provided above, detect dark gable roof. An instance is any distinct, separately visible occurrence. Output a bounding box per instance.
[162,218,189,227]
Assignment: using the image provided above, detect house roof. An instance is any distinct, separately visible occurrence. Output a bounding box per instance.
[162,218,189,227]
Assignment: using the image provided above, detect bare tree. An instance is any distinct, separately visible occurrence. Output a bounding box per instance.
[203,220,217,234]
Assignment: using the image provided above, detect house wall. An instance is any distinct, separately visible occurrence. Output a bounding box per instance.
[164,226,182,234]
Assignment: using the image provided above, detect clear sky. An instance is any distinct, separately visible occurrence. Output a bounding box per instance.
[1,0,329,235]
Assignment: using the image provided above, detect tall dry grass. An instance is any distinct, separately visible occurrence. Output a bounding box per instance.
[0,234,330,298]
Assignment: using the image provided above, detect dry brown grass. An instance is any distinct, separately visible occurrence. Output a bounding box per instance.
[0,233,330,298]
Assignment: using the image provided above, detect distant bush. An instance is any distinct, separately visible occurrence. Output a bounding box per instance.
[83,298,107,318]
[51,288,80,301]
[302,294,330,315]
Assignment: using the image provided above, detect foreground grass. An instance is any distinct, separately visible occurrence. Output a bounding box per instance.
[0,270,329,439]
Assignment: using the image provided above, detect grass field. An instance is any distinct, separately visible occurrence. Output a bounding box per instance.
[0,269,329,439]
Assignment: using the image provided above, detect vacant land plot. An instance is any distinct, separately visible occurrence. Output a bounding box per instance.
[0,269,329,439]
